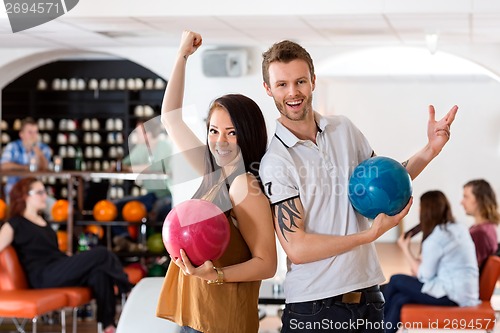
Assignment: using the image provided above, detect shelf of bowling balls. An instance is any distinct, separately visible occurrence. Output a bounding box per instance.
[0,170,74,179]
[51,218,167,256]
[74,219,168,258]
[74,219,163,227]
[113,251,168,258]
[73,171,169,181]
[2,170,169,254]
[53,221,169,262]
[0,169,169,180]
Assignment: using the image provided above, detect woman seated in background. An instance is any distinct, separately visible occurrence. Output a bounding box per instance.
[0,177,131,333]
[383,190,479,333]
[462,179,500,270]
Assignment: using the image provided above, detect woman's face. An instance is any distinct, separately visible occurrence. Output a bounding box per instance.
[26,181,47,211]
[461,186,478,216]
[207,107,240,167]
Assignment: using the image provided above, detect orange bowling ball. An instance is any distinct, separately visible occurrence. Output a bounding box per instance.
[85,225,104,239]
[51,199,69,222]
[122,200,147,223]
[56,230,68,252]
[93,200,117,222]
[128,225,139,240]
[0,199,7,220]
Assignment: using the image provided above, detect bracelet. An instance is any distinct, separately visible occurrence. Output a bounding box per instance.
[207,266,224,285]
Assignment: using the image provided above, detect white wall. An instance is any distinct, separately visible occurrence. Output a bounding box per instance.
[316,76,500,241]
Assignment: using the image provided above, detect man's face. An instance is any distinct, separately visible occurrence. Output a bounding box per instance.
[19,124,39,148]
[264,59,315,123]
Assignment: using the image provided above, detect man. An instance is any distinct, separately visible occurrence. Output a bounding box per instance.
[122,117,172,222]
[1,117,52,197]
[111,117,173,245]
[259,40,457,332]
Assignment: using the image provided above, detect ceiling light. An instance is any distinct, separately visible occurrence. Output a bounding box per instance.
[315,47,500,79]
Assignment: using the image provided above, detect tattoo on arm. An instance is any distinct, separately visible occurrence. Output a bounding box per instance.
[273,198,301,242]
[401,159,409,168]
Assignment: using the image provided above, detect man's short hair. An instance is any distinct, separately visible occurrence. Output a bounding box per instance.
[20,117,37,131]
[262,40,315,86]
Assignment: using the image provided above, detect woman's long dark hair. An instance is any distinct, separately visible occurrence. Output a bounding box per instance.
[8,177,38,218]
[420,190,455,242]
[192,94,267,212]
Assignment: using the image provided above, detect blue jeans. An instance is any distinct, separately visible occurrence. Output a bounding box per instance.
[382,274,456,333]
[281,286,385,333]
[180,327,202,333]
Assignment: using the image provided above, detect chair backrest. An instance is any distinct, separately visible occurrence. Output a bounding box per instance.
[0,245,29,290]
[479,255,500,301]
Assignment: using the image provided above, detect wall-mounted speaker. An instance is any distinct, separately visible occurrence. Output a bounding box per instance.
[202,49,248,77]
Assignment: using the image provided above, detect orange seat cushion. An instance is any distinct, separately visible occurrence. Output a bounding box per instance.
[400,302,496,330]
[1,246,93,310]
[401,257,500,331]
[0,246,29,290]
[124,265,145,285]
[0,290,67,318]
[44,286,93,307]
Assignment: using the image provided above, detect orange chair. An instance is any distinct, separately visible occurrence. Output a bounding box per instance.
[401,255,500,332]
[0,289,67,333]
[0,246,93,333]
[118,264,146,306]
[123,265,145,286]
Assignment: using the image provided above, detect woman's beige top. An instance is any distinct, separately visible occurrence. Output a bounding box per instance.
[156,212,261,333]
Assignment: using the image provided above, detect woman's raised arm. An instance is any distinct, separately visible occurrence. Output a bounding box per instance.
[161,30,206,175]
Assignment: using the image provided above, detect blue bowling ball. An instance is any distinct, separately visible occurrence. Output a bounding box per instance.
[348,156,412,219]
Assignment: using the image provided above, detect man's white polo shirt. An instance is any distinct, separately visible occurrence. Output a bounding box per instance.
[260,112,385,304]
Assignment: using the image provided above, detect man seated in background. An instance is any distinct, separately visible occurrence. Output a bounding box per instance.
[122,117,172,222]
[0,117,52,198]
[113,117,172,223]
[111,117,172,250]
[0,117,55,220]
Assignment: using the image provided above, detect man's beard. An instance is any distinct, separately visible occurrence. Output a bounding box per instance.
[275,96,313,122]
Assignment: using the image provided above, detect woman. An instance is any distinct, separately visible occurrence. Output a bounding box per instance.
[0,177,131,333]
[462,179,500,270]
[155,31,277,333]
[383,191,479,333]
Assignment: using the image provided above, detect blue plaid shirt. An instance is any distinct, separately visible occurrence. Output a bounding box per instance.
[0,139,52,195]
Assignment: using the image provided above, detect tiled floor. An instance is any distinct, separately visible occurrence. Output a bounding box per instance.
[1,242,498,333]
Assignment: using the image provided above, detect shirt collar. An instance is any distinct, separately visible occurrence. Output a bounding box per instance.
[274,111,328,148]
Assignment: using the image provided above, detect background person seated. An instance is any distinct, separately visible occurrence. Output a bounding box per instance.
[114,117,172,223]
[383,190,480,333]
[0,177,132,333]
[0,117,52,196]
[461,179,500,270]
[0,117,55,218]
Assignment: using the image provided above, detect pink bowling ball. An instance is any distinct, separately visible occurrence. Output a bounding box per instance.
[162,199,230,266]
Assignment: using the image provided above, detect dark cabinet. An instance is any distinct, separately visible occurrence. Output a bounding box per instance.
[1,59,167,200]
